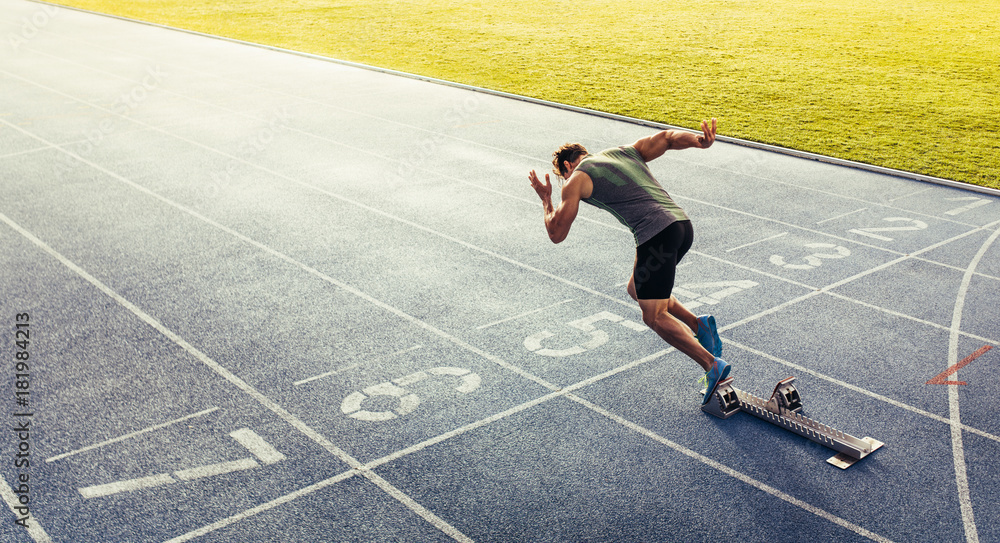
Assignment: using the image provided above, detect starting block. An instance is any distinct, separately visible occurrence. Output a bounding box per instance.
[702,377,883,469]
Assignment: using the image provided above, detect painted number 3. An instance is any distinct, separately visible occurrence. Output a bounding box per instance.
[770,243,851,270]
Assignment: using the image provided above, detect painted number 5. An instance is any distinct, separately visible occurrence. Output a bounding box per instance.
[770,243,851,270]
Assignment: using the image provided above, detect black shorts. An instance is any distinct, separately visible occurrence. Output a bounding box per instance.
[633,220,694,300]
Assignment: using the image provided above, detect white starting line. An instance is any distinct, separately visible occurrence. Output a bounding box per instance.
[77,428,285,499]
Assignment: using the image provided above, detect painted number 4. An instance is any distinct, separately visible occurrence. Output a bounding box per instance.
[524,311,647,357]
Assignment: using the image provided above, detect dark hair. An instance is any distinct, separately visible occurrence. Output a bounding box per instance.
[552,143,588,178]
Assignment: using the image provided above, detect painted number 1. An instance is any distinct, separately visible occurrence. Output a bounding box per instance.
[945,197,989,216]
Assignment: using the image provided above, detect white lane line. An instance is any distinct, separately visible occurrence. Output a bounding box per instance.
[946,224,1000,543]
[218,371,663,538]
[913,256,1000,283]
[888,187,934,202]
[725,339,1000,445]
[46,406,220,463]
[78,473,176,499]
[816,207,869,225]
[719,291,821,333]
[365,389,569,472]
[666,155,983,228]
[293,345,423,387]
[824,291,999,347]
[569,394,896,543]
[0,145,55,160]
[293,364,360,387]
[230,428,286,465]
[173,458,259,481]
[678,190,996,262]
[725,232,788,252]
[476,298,575,330]
[0,475,53,543]
[0,212,472,542]
[163,470,357,543]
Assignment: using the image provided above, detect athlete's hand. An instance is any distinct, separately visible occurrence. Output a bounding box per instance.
[528,169,552,203]
[696,118,717,149]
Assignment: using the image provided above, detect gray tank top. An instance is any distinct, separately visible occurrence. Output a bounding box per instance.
[577,145,689,246]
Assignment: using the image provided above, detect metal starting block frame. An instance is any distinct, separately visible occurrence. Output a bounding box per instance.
[702,377,884,469]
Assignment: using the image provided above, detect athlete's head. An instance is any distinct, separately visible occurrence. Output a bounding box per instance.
[552,143,589,178]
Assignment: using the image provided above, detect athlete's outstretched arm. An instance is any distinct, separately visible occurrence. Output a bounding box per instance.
[633,118,717,162]
[528,170,589,244]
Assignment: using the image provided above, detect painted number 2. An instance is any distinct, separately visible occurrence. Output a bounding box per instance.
[849,217,928,242]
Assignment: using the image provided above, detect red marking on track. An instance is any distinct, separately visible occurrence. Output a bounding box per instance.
[927,345,993,385]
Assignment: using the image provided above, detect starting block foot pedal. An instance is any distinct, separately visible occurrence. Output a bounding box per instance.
[701,377,739,419]
[767,377,803,414]
[827,438,885,469]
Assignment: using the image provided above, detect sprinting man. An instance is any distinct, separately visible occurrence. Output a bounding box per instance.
[528,119,730,404]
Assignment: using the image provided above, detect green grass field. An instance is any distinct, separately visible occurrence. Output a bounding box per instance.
[50,0,1000,189]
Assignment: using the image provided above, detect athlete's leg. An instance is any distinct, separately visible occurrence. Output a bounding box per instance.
[665,295,699,332]
[628,275,708,348]
[627,269,639,302]
[636,297,714,372]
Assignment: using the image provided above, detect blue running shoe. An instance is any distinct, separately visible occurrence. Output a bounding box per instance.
[695,315,722,358]
[700,358,731,405]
